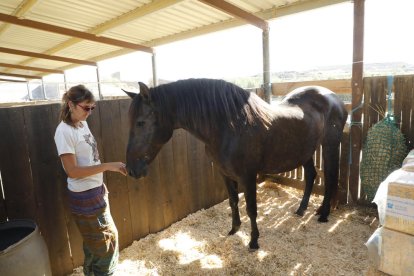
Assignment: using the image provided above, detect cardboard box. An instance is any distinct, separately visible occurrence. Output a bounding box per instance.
[366,227,414,276]
[385,181,414,235]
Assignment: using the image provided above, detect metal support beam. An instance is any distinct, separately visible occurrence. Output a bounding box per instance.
[27,82,31,101]
[0,13,153,53]
[96,65,103,100]
[0,47,97,66]
[152,51,158,87]
[348,0,365,203]
[41,78,47,100]
[0,62,64,74]
[0,0,39,37]
[0,72,41,79]
[198,0,268,30]
[63,72,68,91]
[11,0,177,70]
[91,0,184,34]
[0,78,27,83]
[262,27,271,103]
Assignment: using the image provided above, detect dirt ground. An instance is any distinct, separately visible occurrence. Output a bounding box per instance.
[71,182,388,276]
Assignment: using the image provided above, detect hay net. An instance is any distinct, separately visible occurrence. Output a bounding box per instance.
[360,116,407,201]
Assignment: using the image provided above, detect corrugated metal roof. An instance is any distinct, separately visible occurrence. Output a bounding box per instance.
[0,0,349,80]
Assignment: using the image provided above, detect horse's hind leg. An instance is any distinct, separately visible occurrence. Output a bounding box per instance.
[318,137,341,222]
[295,158,317,216]
[223,175,241,235]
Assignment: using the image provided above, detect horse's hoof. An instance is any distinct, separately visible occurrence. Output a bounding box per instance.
[228,225,240,235]
[318,216,329,223]
[315,206,322,215]
[295,208,305,216]
[248,241,259,252]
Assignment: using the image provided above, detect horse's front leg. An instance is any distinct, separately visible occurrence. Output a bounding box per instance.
[223,175,241,235]
[241,174,259,251]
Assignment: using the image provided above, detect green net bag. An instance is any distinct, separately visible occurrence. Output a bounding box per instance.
[360,116,407,201]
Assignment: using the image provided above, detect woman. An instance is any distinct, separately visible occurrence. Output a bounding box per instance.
[54,84,126,276]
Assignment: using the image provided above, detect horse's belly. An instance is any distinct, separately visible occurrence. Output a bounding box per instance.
[261,116,324,174]
[261,159,306,174]
[260,145,317,174]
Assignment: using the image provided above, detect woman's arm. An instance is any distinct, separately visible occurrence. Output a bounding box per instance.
[60,153,127,178]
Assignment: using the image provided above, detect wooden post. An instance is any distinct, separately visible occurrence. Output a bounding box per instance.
[63,72,68,91]
[152,51,158,87]
[26,82,31,101]
[96,65,103,100]
[348,0,365,202]
[262,27,271,103]
[41,78,47,100]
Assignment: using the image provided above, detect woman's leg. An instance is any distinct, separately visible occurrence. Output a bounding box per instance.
[74,208,119,276]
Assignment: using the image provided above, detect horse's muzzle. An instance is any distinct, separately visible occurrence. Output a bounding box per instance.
[126,158,148,179]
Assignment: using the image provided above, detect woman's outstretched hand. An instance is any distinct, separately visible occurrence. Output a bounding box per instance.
[106,162,127,176]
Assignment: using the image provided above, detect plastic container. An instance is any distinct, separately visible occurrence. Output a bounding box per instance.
[0,219,52,276]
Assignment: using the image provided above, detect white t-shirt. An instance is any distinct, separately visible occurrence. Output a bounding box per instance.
[54,121,103,192]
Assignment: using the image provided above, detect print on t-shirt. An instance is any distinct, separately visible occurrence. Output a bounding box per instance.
[83,134,100,162]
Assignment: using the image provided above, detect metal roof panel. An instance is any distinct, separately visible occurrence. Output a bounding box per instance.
[0,0,348,77]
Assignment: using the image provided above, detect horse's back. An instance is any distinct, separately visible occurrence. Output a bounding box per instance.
[282,86,347,124]
[282,86,336,106]
[280,85,348,151]
[283,85,334,98]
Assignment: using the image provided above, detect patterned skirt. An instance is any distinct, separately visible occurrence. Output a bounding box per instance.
[68,185,119,276]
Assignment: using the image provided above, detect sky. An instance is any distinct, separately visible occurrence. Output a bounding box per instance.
[92,0,414,83]
[3,0,414,98]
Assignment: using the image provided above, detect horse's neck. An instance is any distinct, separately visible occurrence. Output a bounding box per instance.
[176,123,218,146]
[168,95,216,144]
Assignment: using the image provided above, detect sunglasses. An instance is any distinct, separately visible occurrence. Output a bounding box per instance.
[77,104,96,112]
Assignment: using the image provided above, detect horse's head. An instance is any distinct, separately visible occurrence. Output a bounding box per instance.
[123,82,173,179]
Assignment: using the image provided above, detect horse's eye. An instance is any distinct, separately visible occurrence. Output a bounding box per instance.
[136,121,145,127]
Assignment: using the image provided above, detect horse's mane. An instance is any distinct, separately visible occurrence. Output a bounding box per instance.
[149,79,274,132]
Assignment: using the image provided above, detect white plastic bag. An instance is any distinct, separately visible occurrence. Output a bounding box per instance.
[402,149,414,172]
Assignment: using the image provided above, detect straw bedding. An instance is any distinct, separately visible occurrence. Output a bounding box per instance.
[71,182,386,276]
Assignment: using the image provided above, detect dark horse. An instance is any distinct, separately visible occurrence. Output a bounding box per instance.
[124,78,347,250]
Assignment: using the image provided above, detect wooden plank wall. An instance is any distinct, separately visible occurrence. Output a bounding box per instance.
[0,99,227,276]
[394,75,414,150]
[363,75,414,150]
[253,79,352,98]
[272,79,352,96]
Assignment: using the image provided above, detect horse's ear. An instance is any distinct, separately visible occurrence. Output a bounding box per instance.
[122,89,137,99]
[139,82,150,100]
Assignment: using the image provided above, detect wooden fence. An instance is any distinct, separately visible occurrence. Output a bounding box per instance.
[1,75,414,275]
[363,75,414,149]
[0,99,227,276]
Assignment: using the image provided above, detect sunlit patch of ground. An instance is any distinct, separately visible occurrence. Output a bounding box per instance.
[70,182,387,276]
